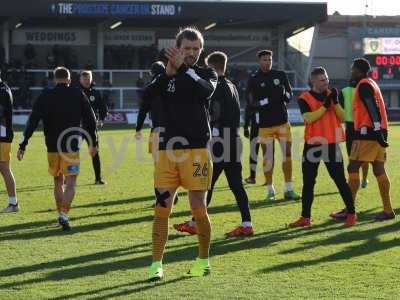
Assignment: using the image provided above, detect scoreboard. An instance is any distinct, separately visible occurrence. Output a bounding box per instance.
[364,54,400,81]
[363,37,400,81]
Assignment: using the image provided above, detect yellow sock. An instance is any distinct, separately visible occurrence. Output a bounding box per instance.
[376,174,393,214]
[282,157,292,183]
[192,207,211,259]
[348,172,360,202]
[152,206,171,262]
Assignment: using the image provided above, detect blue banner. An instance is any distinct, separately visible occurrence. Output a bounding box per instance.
[50,2,182,16]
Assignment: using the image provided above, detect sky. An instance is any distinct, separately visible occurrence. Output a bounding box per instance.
[312,0,399,15]
[239,0,400,16]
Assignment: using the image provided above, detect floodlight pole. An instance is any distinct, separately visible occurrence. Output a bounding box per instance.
[97,23,104,69]
[305,23,320,85]
[277,27,285,70]
[2,22,10,64]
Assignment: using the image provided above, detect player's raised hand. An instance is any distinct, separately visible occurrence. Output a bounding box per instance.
[165,47,184,69]
[17,149,24,161]
[323,95,331,109]
[166,60,177,77]
[329,87,339,104]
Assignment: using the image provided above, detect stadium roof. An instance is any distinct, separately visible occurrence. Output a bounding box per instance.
[0,0,327,36]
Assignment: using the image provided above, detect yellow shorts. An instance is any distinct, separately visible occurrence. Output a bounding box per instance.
[0,143,11,162]
[350,140,386,162]
[48,152,80,177]
[148,132,159,154]
[154,148,213,191]
[258,122,292,143]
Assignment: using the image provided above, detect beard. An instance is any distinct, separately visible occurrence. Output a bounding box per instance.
[184,56,198,66]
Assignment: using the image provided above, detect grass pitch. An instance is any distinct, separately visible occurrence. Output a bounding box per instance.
[0,126,399,299]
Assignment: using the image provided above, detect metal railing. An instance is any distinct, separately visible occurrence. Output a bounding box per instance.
[11,86,142,109]
[10,69,151,84]
[8,68,400,110]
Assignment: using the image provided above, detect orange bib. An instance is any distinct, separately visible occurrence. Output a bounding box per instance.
[353,78,388,130]
[300,90,345,144]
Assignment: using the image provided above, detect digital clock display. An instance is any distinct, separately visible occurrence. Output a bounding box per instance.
[364,54,400,81]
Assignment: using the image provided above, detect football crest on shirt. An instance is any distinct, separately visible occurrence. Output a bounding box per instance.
[89,95,95,102]
[260,82,266,88]
[273,79,280,85]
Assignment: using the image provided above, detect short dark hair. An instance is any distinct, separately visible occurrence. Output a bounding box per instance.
[80,70,92,77]
[176,27,204,48]
[150,61,165,76]
[257,50,273,58]
[54,67,70,80]
[352,58,371,74]
[205,51,228,73]
[310,66,327,77]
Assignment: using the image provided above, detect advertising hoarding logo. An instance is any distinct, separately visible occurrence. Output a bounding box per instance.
[369,40,379,52]
[364,37,400,55]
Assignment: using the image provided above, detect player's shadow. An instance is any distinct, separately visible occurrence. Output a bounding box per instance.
[314,191,339,197]
[35,191,188,213]
[0,219,56,234]
[50,276,189,300]
[258,217,400,274]
[1,195,296,241]
[0,240,196,293]
[0,219,345,291]
[0,183,95,195]
[356,208,400,222]
[0,243,151,277]
[34,195,156,213]
[0,188,361,242]
[1,203,153,235]
[0,185,55,195]
[70,194,155,209]
[0,214,154,241]
[5,208,395,295]
[0,239,197,277]
[247,190,339,208]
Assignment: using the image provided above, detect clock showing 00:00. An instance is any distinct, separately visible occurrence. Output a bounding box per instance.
[364,55,400,81]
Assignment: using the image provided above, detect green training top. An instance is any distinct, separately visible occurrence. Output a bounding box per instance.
[342,86,355,122]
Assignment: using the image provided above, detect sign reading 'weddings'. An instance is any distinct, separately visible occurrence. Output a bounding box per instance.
[12,29,91,45]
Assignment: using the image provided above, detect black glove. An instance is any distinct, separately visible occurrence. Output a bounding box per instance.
[244,127,250,139]
[323,95,331,109]
[329,87,339,105]
[375,130,389,148]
